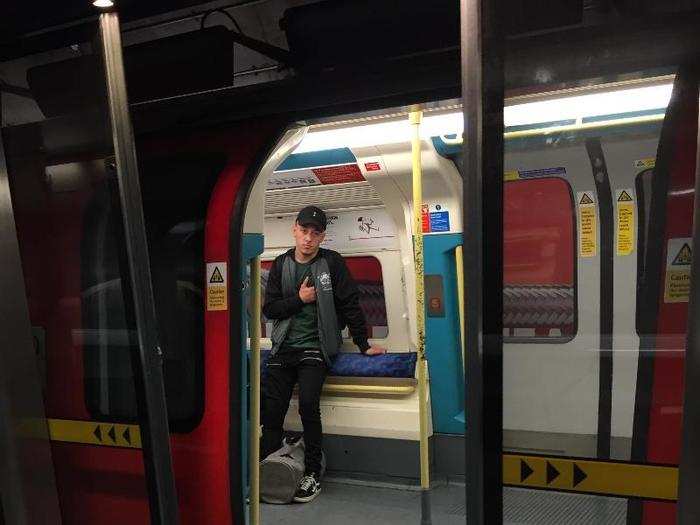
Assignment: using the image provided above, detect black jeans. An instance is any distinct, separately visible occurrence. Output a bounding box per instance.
[260,349,327,476]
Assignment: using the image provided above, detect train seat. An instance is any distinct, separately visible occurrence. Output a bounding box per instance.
[259,350,418,396]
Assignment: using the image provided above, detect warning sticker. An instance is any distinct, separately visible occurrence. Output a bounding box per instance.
[206,262,227,311]
[421,204,430,233]
[421,204,451,233]
[665,238,692,303]
[616,189,635,256]
[634,158,656,170]
[577,191,597,257]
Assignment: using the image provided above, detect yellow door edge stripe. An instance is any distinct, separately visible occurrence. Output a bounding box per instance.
[503,453,678,501]
[48,418,142,449]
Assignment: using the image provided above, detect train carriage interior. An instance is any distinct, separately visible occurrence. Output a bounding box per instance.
[3,1,700,524]
[244,78,674,522]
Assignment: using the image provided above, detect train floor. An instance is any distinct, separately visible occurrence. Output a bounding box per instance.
[261,478,627,524]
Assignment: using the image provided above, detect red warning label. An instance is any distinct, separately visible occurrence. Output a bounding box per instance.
[422,204,430,233]
[312,164,365,185]
[364,162,381,172]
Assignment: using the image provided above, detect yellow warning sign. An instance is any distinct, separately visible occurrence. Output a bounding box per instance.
[665,238,692,303]
[504,170,520,181]
[207,262,228,311]
[579,193,594,205]
[616,189,634,256]
[577,191,597,257]
[673,243,692,265]
[503,453,678,501]
[634,157,656,170]
[48,419,141,449]
[618,190,633,202]
[210,266,224,284]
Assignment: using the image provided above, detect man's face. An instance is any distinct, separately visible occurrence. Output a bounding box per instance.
[293,221,325,256]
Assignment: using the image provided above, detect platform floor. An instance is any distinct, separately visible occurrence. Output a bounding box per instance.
[261,479,627,524]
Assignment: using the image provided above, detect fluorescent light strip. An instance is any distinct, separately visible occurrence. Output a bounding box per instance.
[294,83,673,154]
[505,83,673,127]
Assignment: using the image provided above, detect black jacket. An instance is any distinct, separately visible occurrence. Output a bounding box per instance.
[262,248,371,352]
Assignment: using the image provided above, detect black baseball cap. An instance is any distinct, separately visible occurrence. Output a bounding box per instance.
[296,206,327,231]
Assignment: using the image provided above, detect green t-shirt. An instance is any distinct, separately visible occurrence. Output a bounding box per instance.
[283,260,320,349]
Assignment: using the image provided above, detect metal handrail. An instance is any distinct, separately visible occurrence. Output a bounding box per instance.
[410,109,432,524]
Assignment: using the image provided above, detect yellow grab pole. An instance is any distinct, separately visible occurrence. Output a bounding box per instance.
[410,110,431,523]
[455,245,466,366]
[250,256,262,525]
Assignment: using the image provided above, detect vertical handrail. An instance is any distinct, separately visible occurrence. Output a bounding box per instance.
[97,11,179,524]
[410,109,432,524]
[455,245,466,366]
[249,256,262,525]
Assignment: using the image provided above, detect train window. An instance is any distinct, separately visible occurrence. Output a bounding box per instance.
[504,177,577,341]
[82,153,224,431]
[260,255,388,340]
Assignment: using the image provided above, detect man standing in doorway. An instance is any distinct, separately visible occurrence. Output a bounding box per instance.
[261,205,385,503]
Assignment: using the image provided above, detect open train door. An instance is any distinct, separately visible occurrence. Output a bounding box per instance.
[1,10,289,521]
[199,120,290,524]
[628,69,698,524]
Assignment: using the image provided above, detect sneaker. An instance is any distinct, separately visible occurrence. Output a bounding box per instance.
[293,473,321,503]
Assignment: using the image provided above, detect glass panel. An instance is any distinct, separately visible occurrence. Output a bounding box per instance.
[81,152,222,431]
[502,73,692,524]
[1,20,154,524]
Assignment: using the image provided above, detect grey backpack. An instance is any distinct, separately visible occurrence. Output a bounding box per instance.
[260,438,326,504]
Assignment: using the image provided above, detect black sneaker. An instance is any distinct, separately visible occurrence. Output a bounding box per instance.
[293,473,321,503]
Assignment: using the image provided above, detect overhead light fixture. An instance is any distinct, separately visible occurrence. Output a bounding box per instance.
[92,0,114,8]
[293,113,463,153]
[293,81,673,154]
[504,83,673,128]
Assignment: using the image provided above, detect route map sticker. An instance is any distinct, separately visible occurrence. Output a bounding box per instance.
[577,191,597,258]
[665,238,692,303]
[503,167,567,181]
[616,189,634,256]
[207,262,227,311]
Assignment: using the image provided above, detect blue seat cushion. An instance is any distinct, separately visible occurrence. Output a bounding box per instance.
[260,350,416,379]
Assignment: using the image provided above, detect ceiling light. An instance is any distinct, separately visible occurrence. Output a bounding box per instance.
[293,82,673,153]
[92,0,114,8]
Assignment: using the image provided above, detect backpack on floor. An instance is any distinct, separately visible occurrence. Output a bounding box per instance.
[259,437,325,504]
